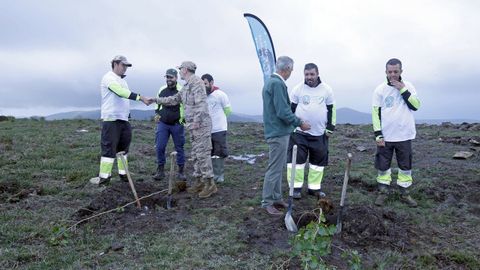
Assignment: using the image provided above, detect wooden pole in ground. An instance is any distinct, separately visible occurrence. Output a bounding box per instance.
[116,151,141,208]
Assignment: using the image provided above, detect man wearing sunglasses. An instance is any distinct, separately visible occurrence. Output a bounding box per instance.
[153,68,187,182]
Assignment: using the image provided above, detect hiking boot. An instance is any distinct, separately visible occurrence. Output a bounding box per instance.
[374,194,387,206]
[187,178,204,194]
[375,184,390,206]
[401,194,418,207]
[176,165,187,181]
[153,165,165,181]
[293,188,302,199]
[199,179,218,198]
[119,174,128,182]
[273,200,288,209]
[265,205,283,216]
[399,188,417,207]
[98,177,111,186]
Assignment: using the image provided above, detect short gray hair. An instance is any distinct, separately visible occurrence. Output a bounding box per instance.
[386,58,402,70]
[275,56,294,72]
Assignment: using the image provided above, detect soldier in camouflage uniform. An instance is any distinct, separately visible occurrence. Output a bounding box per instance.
[154,61,217,198]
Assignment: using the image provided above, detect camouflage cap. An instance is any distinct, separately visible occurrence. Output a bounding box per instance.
[177,61,196,71]
[111,55,132,67]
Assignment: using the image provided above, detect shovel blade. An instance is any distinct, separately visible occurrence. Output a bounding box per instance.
[336,224,342,234]
[285,211,298,233]
[166,195,172,209]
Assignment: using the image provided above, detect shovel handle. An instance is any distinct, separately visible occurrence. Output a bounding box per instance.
[339,153,352,207]
[336,153,352,234]
[116,151,141,209]
[168,152,177,195]
[289,145,297,197]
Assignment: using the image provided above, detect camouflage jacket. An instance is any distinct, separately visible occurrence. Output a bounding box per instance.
[156,75,211,130]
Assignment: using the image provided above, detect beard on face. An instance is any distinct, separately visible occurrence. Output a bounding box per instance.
[205,86,212,95]
[167,80,176,87]
[305,76,319,87]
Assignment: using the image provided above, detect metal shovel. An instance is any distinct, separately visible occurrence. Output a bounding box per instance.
[116,151,141,209]
[166,151,177,209]
[336,153,352,234]
[285,145,298,233]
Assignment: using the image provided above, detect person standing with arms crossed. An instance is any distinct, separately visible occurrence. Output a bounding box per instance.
[261,56,311,215]
[372,58,420,207]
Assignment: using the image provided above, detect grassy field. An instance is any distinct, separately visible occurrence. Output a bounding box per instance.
[1,118,479,269]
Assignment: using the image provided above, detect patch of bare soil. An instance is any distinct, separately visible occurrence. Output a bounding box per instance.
[75,181,190,235]
[0,181,43,203]
[74,178,256,236]
[68,123,479,269]
[339,206,412,250]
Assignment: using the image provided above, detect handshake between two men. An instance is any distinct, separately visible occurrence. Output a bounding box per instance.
[139,96,158,106]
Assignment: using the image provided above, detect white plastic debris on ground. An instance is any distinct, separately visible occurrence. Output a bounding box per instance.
[229,153,265,164]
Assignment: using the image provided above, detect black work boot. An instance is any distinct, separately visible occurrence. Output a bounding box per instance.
[153,165,165,181]
[293,188,302,199]
[177,165,187,181]
[98,177,111,186]
[308,189,326,198]
[374,184,390,206]
[119,174,128,182]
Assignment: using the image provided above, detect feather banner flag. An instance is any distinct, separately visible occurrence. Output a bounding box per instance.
[244,13,276,83]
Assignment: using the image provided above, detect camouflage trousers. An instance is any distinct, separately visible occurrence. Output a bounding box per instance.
[189,126,214,180]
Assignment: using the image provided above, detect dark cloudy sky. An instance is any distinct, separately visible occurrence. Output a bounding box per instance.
[1,0,479,120]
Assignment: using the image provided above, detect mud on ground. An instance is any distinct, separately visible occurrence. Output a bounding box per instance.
[42,123,480,268]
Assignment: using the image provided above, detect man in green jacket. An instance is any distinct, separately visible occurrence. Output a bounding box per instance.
[261,56,311,215]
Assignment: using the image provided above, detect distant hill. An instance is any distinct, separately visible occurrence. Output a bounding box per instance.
[45,109,263,122]
[45,110,101,120]
[44,108,478,124]
[228,113,262,123]
[336,108,371,124]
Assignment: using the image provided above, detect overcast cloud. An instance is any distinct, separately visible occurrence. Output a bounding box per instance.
[1,0,479,120]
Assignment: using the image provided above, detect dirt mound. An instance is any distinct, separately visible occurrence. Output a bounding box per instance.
[77,182,167,216]
[340,205,413,250]
[0,181,43,203]
[74,182,180,234]
[74,181,241,235]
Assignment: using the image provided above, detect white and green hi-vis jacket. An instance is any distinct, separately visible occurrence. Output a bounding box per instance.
[372,80,420,187]
[98,71,142,179]
[100,71,143,121]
